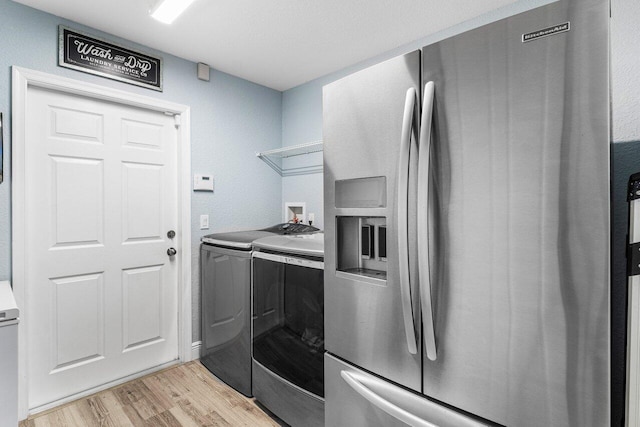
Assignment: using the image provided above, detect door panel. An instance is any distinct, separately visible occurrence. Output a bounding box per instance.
[122,265,164,350]
[50,273,105,371]
[122,162,163,241]
[121,119,163,149]
[203,250,249,345]
[200,245,252,397]
[323,51,422,391]
[26,86,179,409]
[50,106,103,142]
[50,156,104,247]
[421,1,609,425]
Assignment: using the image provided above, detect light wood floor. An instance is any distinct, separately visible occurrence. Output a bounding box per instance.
[19,361,286,427]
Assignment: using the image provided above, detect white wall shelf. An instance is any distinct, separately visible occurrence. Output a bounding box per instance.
[256,140,323,176]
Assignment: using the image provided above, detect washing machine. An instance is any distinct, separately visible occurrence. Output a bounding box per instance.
[200,223,318,396]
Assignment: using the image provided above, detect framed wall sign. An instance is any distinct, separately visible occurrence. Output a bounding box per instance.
[58,26,163,91]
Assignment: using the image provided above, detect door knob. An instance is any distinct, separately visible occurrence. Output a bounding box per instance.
[167,247,177,256]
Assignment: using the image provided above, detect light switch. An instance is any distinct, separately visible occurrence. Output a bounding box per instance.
[200,214,209,230]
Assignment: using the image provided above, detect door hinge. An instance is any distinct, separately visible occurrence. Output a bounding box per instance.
[164,111,181,128]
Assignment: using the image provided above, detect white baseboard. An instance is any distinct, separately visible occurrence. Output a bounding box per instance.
[192,340,201,361]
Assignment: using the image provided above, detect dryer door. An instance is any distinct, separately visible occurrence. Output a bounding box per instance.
[252,252,324,397]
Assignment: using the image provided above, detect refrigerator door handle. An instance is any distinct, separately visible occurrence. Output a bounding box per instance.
[397,87,418,355]
[341,370,437,427]
[418,81,437,361]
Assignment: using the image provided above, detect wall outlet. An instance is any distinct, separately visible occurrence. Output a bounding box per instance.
[200,214,209,230]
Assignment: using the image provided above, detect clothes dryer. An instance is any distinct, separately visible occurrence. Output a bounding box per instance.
[251,233,324,427]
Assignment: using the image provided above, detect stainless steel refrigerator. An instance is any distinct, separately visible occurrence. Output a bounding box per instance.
[322,0,610,425]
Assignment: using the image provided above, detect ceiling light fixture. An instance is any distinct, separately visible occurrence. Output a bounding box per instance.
[150,0,196,24]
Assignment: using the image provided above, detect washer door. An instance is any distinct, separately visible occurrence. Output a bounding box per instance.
[200,245,252,397]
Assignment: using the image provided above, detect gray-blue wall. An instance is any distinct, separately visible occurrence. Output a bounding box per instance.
[0,0,284,341]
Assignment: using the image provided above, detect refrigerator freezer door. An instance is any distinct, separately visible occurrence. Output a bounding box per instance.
[421,0,610,425]
[325,353,489,427]
[323,50,422,391]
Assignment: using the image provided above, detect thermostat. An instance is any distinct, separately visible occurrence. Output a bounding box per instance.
[194,174,214,191]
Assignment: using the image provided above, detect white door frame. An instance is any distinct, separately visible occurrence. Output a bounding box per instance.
[11,66,193,419]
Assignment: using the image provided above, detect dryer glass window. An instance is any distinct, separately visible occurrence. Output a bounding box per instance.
[252,257,324,398]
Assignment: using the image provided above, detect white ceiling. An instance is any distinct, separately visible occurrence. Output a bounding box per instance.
[13,0,517,91]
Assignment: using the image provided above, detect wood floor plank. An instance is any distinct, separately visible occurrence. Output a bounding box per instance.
[115,380,172,421]
[120,401,148,426]
[167,406,202,427]
[97,391,136,427]
[179,392,237,426]
[142,372,188,405]
[175,397,228,427]
[20,361,284,427]
[143,410,182,427]
[74,396,109,426]
[189,364,280,426]
[36,409,68,427]
[60,405,92,427]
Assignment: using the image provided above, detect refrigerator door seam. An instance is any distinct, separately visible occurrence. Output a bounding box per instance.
[418,81,437,361]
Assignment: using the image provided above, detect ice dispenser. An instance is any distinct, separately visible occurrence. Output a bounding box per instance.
[337,216,387,280]
[334,176,388,281]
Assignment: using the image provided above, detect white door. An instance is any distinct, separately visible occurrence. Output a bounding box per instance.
[25,85,179,409]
